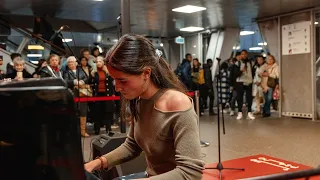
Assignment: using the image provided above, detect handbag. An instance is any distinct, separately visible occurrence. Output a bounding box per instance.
[267,67,278,88]
[76,84,93,97]
[267,77,277,88]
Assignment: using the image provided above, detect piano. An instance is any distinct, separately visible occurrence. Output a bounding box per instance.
[0,78,99,180]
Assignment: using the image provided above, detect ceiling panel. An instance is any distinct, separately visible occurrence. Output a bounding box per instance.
[0,0,319,38]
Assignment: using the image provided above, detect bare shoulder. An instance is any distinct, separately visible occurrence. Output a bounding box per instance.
[155,89,192,112]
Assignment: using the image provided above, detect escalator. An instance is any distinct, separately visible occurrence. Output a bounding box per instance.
[0,17,68,74]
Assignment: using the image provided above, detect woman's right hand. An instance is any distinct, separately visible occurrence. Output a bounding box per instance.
[84,159,101,173]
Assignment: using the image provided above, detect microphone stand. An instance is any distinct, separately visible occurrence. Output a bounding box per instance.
[205,58,244,180]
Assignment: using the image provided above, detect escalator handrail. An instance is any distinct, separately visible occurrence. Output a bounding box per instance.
[0,17,67,56]
[6,39,30,55]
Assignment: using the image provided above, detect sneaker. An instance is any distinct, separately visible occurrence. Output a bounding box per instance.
[111,124,119,129]
[230,111,235,116]
[236,112,243,120]
[247,112,255,120]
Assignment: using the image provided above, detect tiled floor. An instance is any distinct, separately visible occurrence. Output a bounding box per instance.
[82,112,320,167]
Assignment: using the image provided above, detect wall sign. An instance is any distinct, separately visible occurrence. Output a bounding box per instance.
[175,36,185,44]
[282,21,311,55]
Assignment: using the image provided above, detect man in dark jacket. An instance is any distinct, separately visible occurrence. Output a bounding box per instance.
[228,52,242,115]
[203,59,216,116]
[177,53,192,90]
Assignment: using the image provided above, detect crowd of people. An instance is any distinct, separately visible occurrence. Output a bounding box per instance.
[0,49,119,137]
[174,50,280,120]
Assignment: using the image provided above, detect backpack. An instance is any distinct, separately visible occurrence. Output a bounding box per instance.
[174,63,184,80]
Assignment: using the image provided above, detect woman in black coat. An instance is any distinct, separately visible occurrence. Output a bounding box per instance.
[63,56,90,137]
[91,57,115,134]
[39,54,62,78]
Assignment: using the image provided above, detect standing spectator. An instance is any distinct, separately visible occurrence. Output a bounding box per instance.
[39,54,62,78]
[91,47,100,58]
[6,53,21,75]
[228,54,241,116]
[259,55,279,117]
[5,58,32,79]
[63,56,90,137]
[203,59,217,116]
[177,53,192,90]
[252,56,265,115]
[217,61,230,112]
[191,58,205,115]
[234,50,255,120]
[91,56,115,134]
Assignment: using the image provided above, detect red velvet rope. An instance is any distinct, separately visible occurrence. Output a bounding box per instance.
[74,91,195,102]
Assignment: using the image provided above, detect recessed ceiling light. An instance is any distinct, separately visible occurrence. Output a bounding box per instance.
[315,22,319,25]
[160,43,164,47]
[62,39,72,42]
[94,0,103,1]
[113,39,119,42]
[27,54,42,58]
[28,45,44,50]
[249,47,263,51]
[172,5,206,13]
[240,31,255,36]
[258,42,267,46]
[30,60,39,64]
[180,26,204,32]
[233,46,240,50]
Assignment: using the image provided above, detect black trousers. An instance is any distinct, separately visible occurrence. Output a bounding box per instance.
[93,92,114,133]
[235,82,253,113]
[208,88,214,113]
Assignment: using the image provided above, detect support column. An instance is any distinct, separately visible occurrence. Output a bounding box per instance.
[120,0,130,134]
[121,0,130,35]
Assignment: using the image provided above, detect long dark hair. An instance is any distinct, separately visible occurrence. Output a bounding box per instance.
[105,34,186,122]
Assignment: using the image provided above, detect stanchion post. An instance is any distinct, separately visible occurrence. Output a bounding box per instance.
[194,90,209,147]
[195,90,200,121]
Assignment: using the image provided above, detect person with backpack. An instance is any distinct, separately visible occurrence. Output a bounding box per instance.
[175,53,192,90]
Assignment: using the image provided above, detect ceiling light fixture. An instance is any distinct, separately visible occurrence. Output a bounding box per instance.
[258,42,268,46]
[62,39,72,42]
[30,60,39,64]
[249,47,263,51]
[315,22,319,25]
[172,5,206,13]
[180,26,204,32]
[233,46,240,50]
[27,54,43,58]
[160,43,164,47]
[240,31,255,36]
[28,45,44,50]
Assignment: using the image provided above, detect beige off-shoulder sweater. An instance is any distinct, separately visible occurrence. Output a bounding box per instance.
[103,89,205,180]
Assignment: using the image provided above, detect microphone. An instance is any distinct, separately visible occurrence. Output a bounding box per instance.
[49,25,65,41]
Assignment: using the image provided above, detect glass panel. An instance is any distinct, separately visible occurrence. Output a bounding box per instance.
[315,13,320,119]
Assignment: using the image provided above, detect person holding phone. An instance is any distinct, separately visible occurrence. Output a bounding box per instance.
[5,57,32,80]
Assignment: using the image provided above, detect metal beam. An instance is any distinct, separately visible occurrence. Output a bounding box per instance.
[121,0,130,35]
